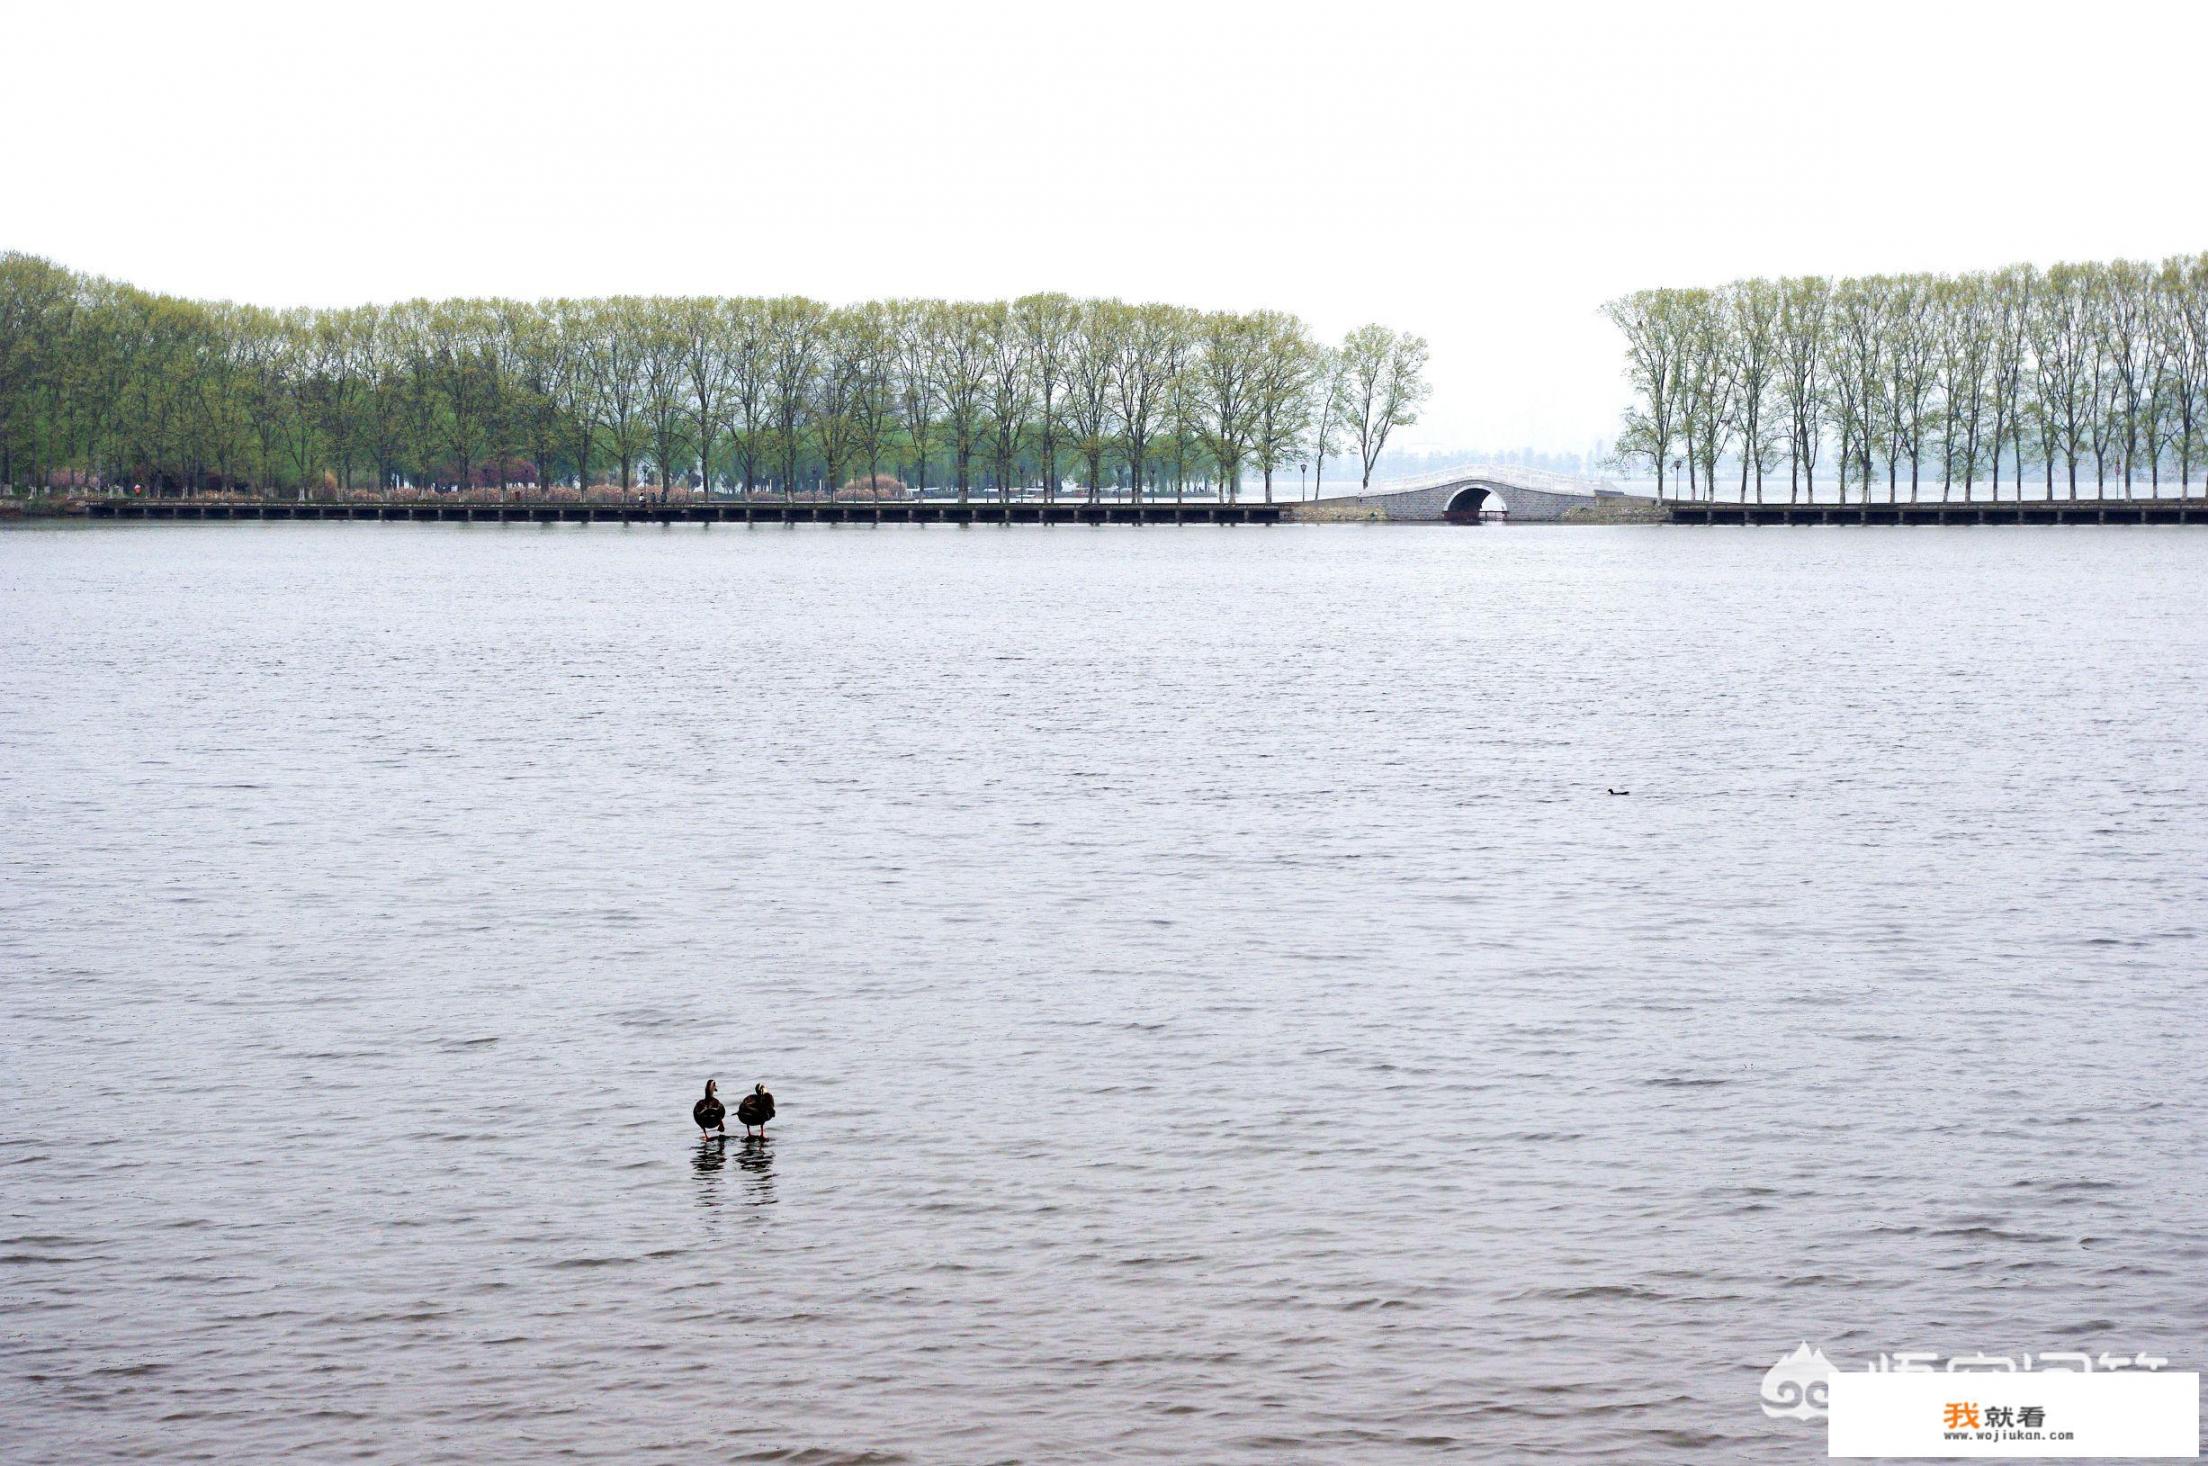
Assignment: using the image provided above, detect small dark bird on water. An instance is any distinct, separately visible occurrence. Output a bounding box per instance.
[736,1082,775,1138]
[1607,788,1630,796]
[694,1080,725,1138]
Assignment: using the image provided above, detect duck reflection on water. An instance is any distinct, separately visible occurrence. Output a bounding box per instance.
[693,1133,775,1209]
[735,1134,777,1207]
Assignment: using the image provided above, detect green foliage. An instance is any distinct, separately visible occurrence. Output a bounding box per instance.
[1604,254,2208,502]
[0,254,1427,501]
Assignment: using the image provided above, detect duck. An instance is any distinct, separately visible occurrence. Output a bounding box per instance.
[694,1079,726,1138]
[736,1082,775,1138]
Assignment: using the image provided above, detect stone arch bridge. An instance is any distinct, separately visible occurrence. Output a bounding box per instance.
[1313,465,1629,522]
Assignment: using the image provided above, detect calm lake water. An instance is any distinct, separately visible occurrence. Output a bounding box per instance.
[4,522,2205,1462]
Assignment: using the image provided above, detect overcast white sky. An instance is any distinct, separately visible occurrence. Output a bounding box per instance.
[11,0,2208,454]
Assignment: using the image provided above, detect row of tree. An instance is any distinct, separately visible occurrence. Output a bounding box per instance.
[1605,255,2208,502]
[0,254,1431,503]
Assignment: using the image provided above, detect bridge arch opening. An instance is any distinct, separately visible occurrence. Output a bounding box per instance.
[1443,485,1508,522]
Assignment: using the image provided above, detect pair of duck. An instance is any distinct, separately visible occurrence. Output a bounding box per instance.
[694,1080,774,1138]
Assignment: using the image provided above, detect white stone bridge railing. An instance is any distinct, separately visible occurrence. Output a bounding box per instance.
[1318,463,1637,521]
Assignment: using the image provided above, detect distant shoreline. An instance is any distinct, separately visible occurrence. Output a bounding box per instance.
[13,492,2206,529]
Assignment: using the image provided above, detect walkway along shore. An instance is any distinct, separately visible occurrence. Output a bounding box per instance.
[29,495,2206,526]
[67,498,1288,526]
